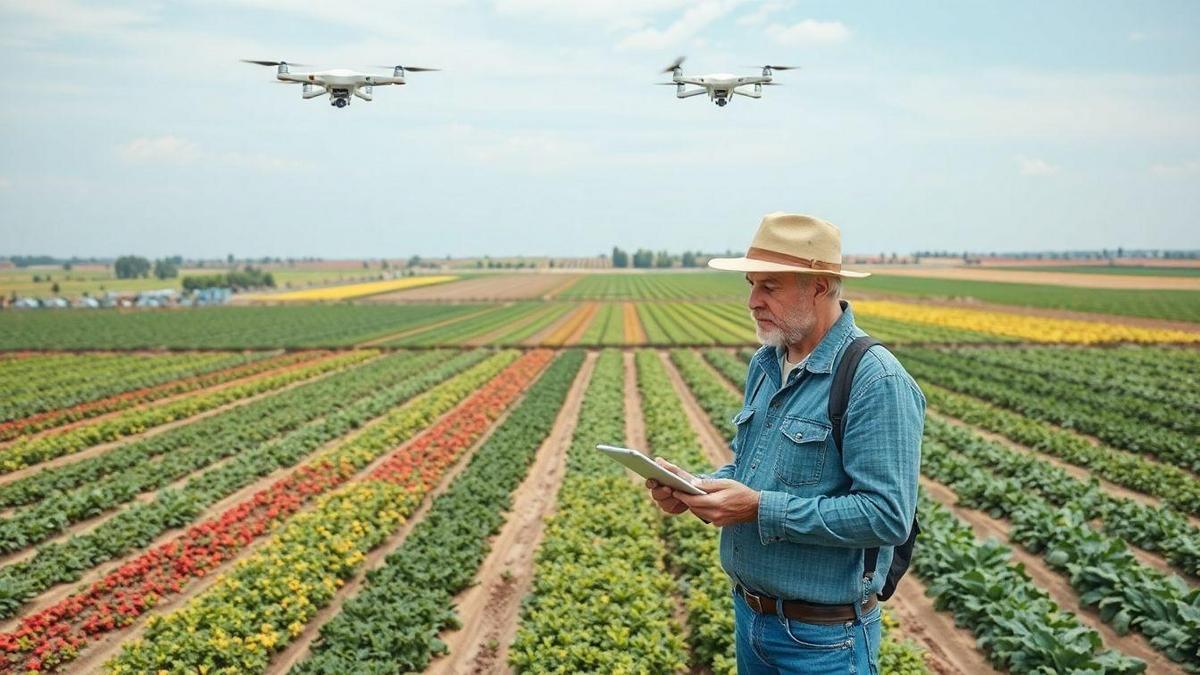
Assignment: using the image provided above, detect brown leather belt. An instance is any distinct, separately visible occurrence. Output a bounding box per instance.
[737,585,878,624]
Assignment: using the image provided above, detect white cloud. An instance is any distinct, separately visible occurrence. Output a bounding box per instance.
[494,0,689,31]
[736,0,793,26]
[117,135,311,172]
[765,19,850,46]
[617,0,746,51]
[0,0,154,37]
[118,135,202,164]
[0,176,10,189]
[1017,156,1060,176]
[1150,160,1199,176]
[1128,31,1148,42]
[439,124,594,173]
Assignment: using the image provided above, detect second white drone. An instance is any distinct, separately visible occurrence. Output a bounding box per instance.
[658,57,796,107]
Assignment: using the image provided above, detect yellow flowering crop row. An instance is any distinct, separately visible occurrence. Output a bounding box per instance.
[249,275,458,302]
[854,300,1200,345]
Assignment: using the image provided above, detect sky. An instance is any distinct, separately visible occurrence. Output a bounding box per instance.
[1,0,1198,259]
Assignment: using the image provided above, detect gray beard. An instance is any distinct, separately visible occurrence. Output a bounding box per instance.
[754,308,815,350]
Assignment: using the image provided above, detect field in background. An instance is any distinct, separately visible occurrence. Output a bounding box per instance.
[0,267,1198,674]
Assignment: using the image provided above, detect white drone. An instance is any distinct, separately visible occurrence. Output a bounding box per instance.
[657,56,797,106]
[241,60,439,108]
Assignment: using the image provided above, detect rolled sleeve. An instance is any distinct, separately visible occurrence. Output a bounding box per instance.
[757,489,791,544]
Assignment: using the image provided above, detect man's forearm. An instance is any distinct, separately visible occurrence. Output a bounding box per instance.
[757,491,912,548]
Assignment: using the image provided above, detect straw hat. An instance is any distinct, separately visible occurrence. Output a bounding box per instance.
[707,212,870,278]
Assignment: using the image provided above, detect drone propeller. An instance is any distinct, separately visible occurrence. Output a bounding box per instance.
[762,82,783,86]
[653,82,681,85]
[241,59,311,67]
[745,64,800,70]
[370,65,440,72]
[660,56,686,73]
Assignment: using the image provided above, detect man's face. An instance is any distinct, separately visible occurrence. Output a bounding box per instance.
[746,271,818,348]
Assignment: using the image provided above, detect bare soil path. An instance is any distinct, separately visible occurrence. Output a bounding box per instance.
[658,351,732,468]
[429,351,597,674]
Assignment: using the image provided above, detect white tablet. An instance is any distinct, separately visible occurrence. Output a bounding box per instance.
[596,444,707,495]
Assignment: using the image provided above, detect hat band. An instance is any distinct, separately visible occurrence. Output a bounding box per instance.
[746,247,842,272]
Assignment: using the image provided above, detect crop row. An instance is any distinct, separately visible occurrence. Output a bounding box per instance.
[898,347,1200,470]
[0,304,483,349]
[635,350,735,673]
[388,303,543,346]
[0,351,301,442]
[1,352,256,424]
[543,303,597,346]
[0,351,488,620]
[554,273,748,301]
[512,350,689,673]
[853,299,1200,344]
[902,343,1195,439]
[576,302,626,346]
[852,314,1016,344]
[935,345,1200,421]
[913,492,1146,673]
[926,416,1200,579]
[636,303,755,346]
[919,381,1200,517]
[0,351,521,672]
[105,350,553,673]
[922,436,1200,666]
[253,274,457,301]
[492,303,575,345]
[0,350,373,474]
[296,350,584,672]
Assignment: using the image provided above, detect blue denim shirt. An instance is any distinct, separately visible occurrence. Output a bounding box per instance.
[707,301,925,604]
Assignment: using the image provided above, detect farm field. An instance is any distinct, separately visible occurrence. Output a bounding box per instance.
[0,270,1198,673]
[990,265,1200,278]
[856,266,1200,291]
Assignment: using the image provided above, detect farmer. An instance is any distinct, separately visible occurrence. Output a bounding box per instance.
[645,213,925,674]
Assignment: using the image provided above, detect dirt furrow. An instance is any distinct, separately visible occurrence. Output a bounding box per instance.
[658,351,733,469]
[429,351,597,674]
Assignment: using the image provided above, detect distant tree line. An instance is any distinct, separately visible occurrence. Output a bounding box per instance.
[113,255,183,280]
[913,248,1200,260]
[182,266,275,291]
[610,247,716,269]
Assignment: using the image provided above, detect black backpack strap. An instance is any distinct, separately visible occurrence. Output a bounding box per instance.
[827,336,884,589]
[829,336,881,455]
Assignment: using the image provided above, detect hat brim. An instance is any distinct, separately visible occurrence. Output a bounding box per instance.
[707,257,871,278]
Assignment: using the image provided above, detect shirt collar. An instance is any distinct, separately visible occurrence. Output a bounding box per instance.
[770,300,857,376]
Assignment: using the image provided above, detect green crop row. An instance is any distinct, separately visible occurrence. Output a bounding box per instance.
[0,350,374,474]
[577,302,625,346]
[0,351,489,620]
[491,303,574,345]
[914,492,1146,673]
[389,303,543,346]
[554,273,748,301]
[512,350,689,673]
[921,383,1200,517]
[1,352,257,423]
[635,350,735,673]
[0,304,482,349]
[922,438,1200,667]
[897,347,1200,473]
[295,351,584,673]
[926,416,1200,578]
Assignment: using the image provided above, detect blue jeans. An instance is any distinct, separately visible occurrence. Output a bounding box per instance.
[733,589,881,674]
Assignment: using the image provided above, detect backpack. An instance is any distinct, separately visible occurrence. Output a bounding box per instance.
[828,336,920,602]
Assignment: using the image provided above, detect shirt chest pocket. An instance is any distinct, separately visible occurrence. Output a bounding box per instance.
[772,417,832,487]
[730,407,755,456]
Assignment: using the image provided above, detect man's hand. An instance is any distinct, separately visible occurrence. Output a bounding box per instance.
[675,478,760,527]
[645,457,694,516]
